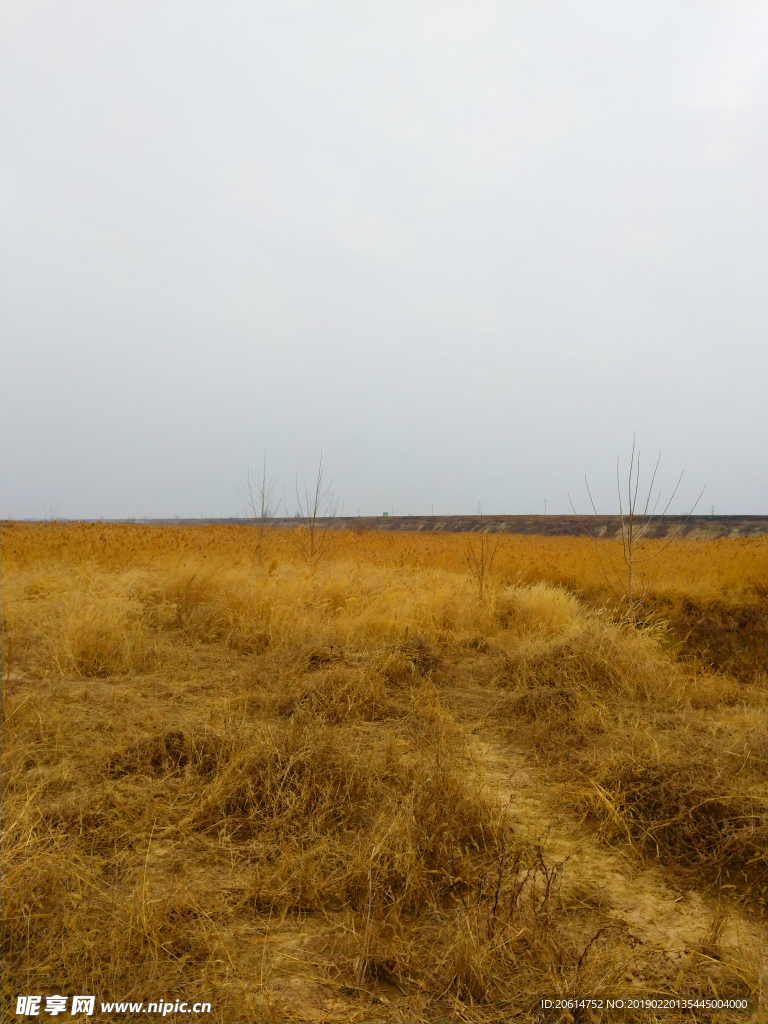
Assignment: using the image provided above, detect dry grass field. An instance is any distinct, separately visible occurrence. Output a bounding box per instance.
[2,522,766,1023]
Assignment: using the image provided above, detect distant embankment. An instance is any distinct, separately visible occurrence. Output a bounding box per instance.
[72,515,768,539]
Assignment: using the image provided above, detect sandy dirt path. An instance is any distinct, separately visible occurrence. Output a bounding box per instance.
[463,727,766,978]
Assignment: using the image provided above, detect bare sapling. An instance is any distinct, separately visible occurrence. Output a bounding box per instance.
[467,509,500,600]
[571,434,705,620]
[293,452,340,571]
[241,453,284,566]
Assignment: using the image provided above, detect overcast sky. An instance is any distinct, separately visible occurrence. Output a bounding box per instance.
[1,1,766,519]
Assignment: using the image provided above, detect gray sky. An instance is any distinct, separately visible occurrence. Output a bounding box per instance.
[2,1,766,519]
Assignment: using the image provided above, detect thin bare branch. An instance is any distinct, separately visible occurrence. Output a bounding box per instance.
[292,452,340,570]
[574,438,705,620]
[632,484,707,565]
[641,453,662,519]
[240,452,284,565]
[569,491,628,600]
[657,470,685,518]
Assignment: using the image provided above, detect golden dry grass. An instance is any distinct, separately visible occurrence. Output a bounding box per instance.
[2,523,766,1023]
[3,521,764,599]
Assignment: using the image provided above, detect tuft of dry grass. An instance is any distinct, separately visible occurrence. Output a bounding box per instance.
[568,698,767,904]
